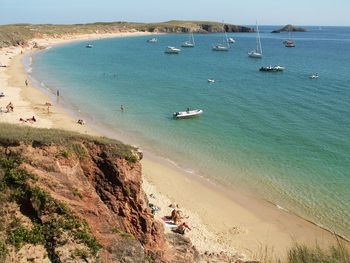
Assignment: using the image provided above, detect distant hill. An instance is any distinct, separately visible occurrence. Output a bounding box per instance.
[0,21,254,47]
[271,24,308,33]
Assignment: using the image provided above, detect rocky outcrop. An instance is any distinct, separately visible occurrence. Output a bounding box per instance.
[148,22,253,33]
[271,24,308,33]
[0,125,256,262]
[0,124,174,262]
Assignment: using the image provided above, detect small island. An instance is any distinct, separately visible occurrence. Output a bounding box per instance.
[271,24,308,33]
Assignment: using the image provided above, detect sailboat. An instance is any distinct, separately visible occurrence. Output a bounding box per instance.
[212,22,229,51]
[284,29,295,47]
[182,32,195,47]
[248,21,263,58]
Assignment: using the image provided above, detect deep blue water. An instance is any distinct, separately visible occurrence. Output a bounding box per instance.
[31,26,350,238]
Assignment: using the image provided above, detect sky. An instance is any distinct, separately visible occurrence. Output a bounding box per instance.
[0,0,349,26]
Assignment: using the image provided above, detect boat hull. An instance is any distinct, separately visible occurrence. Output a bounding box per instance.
[248,51,262,58]
[173,109,203,119]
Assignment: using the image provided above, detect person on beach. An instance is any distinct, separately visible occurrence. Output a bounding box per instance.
[77,119,85,125]
[120,104,124,112]
[57,89,60,97]
[20,116,36,123]
[173,222,191,235]
[25,79,28,87]
[168,209,184,225]
[6,102,14,112]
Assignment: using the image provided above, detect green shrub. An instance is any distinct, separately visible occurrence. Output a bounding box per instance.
[0,241,7,262]
[74,230,101,256]
[7,222,45,249]
[72,248,90,260]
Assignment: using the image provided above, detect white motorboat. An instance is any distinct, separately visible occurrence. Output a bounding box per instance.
[248,21,263,58]
[165,46,181,54]
[182,33,195,47]
[227,37,236,43]
[207,79,215,83]
[173,109,203,118]
[147,38,158,43]
[86,44,93,48]
[309,73,319,79]
[212,44,229,51]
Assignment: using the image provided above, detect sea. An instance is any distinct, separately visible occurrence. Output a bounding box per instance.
[29,26,350,239]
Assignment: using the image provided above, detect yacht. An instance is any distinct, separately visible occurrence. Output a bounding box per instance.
[182,33,195,47]
[212,44,229,51]
[85,44,93,48]
[165,46,181,54]
[147,38,158,43]
[248,21,263,58]
[212,22,230,51]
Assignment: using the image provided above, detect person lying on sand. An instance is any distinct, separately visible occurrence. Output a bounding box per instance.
[19,116,36,123]
[172,222,191,235]
[77,119,85,125]
[0,92,4,97]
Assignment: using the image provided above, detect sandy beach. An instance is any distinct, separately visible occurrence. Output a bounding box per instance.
[0,32,344,260]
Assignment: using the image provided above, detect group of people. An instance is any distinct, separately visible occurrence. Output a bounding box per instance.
[167,206,191,235]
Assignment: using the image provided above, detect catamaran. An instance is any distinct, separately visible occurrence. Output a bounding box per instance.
[182,32,195,47]
[248,21,263,58]
[212,22,229,51]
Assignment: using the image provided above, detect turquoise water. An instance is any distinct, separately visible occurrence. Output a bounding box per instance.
[31,26,350,238]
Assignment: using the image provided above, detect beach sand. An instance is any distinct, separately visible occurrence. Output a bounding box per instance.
[0,32,343,260]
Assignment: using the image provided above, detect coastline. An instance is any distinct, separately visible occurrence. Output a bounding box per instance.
[0,32,345,260]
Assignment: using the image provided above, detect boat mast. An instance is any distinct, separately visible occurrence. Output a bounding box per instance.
[256,21,262,54]
[222,21,229,47]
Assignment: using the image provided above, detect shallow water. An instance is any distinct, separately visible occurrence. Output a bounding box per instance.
[31,26,350,238]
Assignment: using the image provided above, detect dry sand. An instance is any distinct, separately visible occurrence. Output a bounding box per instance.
[0,32,343,261]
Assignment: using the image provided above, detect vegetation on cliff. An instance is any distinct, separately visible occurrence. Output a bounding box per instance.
[0,20,253,47]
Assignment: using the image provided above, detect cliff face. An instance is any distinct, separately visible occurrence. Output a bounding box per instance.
[0,125,253,263]
[0,122,185,262]
[0,21,253,47]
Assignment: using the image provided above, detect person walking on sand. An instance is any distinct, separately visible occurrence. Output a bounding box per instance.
[57,89,60,97]
[25,79,28,87]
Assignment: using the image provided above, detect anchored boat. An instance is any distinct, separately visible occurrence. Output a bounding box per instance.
[173,109,203,119]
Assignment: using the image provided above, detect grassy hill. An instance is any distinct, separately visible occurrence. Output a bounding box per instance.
[0,20,253,47]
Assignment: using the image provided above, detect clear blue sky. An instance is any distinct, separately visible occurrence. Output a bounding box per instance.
[1,0,349,26]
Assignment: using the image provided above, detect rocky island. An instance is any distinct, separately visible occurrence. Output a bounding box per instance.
[271,24,308,33]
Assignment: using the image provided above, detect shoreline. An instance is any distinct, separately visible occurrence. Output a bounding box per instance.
[0,32,346,260]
